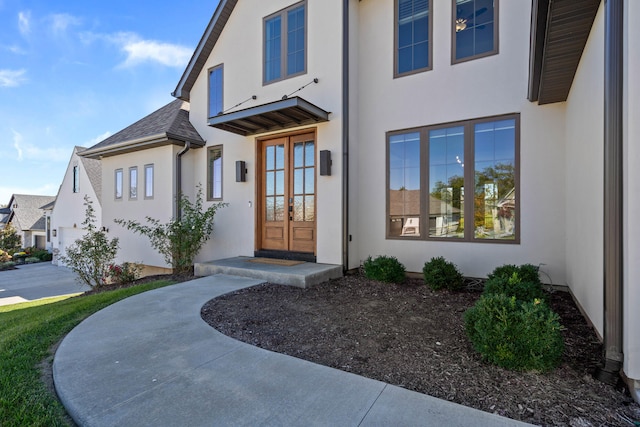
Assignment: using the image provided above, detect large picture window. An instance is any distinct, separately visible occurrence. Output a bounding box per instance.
[264,2,306,84]
[387,114,519,242]
[452,0,498,63]
[395,0,432,77]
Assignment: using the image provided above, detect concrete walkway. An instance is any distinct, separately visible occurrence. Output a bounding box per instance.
[0,262,89,306]
[53,275,532,426]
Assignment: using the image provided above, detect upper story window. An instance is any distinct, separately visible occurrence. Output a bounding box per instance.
[72,165,79,193]
[115,169,123,200]
[129,167,138,200]
[208,146,223,201]
[209,64,223,118]
[452,0,498,63]
[144,164,154,199]
[264,2,306,85]
[395,0,432,77]
[387,114,519,242]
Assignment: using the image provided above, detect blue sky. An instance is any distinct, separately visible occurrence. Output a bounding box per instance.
[0,0,219,204]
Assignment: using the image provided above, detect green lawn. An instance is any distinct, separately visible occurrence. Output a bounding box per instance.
[0,280,176,427]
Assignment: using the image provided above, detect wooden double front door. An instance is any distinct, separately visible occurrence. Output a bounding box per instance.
[258,132,316,254]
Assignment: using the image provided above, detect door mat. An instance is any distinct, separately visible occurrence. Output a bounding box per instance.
[246,258,305,266]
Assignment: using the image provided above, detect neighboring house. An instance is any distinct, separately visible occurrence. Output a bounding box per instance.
[84,0,639,400]
[50,146,102,266]
[0,206,10,229]
[80,100,205,272]
[4,194,56,249]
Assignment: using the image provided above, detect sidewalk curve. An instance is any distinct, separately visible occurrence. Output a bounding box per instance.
[53,274,532,427]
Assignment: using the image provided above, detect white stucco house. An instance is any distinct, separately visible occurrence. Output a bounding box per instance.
[49,146,102,266]
[81,0,639,399]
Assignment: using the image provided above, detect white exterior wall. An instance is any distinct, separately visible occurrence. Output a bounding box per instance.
[101,146,176,268]
[51,149,101,265]
[354,1,567,280]
[624,0,640,383]
[188,0,345,265]
[564,4,605,335]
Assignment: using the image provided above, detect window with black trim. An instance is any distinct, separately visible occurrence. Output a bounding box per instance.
[209,64,223,118]
[395,0,432,77]
[387,114,519,242]
[264,1,306,84]
[208,146,223,201]
[72,165,79,193]
[452,0,498,63]
[115,169,123,200]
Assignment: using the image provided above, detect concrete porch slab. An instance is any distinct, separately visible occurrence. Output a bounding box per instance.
[194,257,343,288]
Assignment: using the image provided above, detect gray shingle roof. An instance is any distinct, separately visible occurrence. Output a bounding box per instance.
[8,194,56,231]
[86,100,204,153]
[77,147,103,204]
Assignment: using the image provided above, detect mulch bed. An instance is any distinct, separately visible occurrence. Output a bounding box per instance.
[202,274,640,427]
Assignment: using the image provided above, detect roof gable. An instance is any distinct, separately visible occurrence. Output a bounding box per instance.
[8,194,56,231]
[173,0,238,101]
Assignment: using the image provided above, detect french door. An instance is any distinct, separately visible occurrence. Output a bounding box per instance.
[259,132,316,254]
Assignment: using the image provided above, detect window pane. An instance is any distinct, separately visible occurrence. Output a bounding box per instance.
[474,119,516,240]
[145,165,153,198]
[275,196,285,221]
[209,66,223,117]
[304,167,314,194]
[454,0,495,61]
[129,168,137,199]
[305,141,314,166]
[475,22,494,55]
[388,132,421,237]
[115,170,123,199]
[266,197,275,221]
[294,195,304,221]
[305,195,315,221]
[265,16,282,82]
[429,127,464,238]
[294,143,304,167]
[286,6,305,76]
[266,171,275,196]
[275,144,285,169]
[294,169,304,195]
[397,0,430,74]
[73,166,79,193]
[275,170,285,195]
[266,146,275,169]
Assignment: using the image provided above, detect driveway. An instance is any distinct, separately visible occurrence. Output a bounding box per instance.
[0,263,90,306]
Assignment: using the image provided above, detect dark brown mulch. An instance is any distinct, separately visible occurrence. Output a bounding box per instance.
[202,275,640,427]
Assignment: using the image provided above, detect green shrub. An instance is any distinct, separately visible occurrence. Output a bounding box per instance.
[108,262,142,285]
[464,294,564,371]
[422,256,464,291]
[24,257,40,264]
[39,252,53,262]
[483,274,546,303]
[488,263,541,284]
[0,261,16,271]
[0,224,21,254]
[363,255,406,284]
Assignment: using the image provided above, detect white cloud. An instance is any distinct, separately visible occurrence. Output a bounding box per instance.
[18,11,31,36]
[85,131,112,147]
[2,45,27,55]
[11,129,70,163]
[48,13,82,35]
[84,32,191,68]
[0,69,27,87]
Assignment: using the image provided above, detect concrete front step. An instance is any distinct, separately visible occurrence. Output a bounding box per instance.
[194,257,343,288]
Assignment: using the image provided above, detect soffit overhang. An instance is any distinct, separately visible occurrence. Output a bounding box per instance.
[208,96,330,136]
[79,134,205,160]
[528,0,601,105]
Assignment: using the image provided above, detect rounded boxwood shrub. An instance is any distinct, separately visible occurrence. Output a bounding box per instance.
[483,275,546,303]
[464,294,564,371]
[363,255,406,284]
[488,263,541,284]
[422,256,463,291]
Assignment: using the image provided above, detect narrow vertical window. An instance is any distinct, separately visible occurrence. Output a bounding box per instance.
[264,2,306,84]
[453,0,498,63]
[396,0,431,76]
[208,146,223,201]
[144,164,154,199]
[115,169,123,200]
[208,64,223,118]
[72,165,80,193]
[388,132,421,237]
[129,167,138,199]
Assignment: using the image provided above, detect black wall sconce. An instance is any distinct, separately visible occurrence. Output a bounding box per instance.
[320,150,332,176]
[236,161,247,182]
[52,229,57,237]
